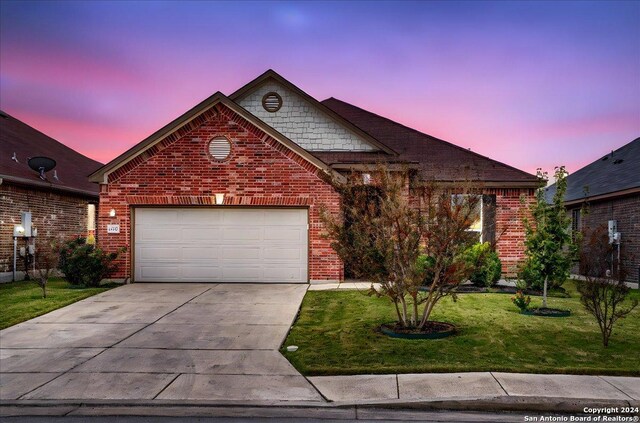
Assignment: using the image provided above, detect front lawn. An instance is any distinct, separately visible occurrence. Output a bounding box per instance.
[282,281,640,376]
[0,278,114,330]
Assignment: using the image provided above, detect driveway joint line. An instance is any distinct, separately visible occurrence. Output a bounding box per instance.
[490,372,509,396]
[15,372,66,401]
[108,285,214,348]
[151,373,182,400]
[14,285,213,400]
[596,375,635,401]
[396,373,400,399]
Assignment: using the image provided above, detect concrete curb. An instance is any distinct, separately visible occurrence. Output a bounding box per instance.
[2,396,638,417]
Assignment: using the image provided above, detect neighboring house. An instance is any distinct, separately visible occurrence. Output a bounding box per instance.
[89,70,539,284]
[546,137,640,286]
[0,110,102,282]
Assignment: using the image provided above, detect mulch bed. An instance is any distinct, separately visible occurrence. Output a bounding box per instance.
[521,307,571,317]
[379,321,457,339]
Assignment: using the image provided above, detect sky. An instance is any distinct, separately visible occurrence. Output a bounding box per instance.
[1,0,639,175]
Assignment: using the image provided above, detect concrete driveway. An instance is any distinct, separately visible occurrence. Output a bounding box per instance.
[0,283,322,402]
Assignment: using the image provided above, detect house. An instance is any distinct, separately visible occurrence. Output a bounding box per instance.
[89,70,540,284]
[0,110,102,282]
[546,137,640,286]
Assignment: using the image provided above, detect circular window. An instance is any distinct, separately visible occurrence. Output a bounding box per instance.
[208,136,232,161]
[262,92,282,112]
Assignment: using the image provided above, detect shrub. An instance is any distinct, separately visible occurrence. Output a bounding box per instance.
[511,290,531,312]
[416,255,436,285]
[59,237,120,287]
[463,243,502,287]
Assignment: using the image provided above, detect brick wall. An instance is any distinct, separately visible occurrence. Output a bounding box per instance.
[0,182,96,276]
[237,80,376,152]
[569,194,640,284]
[98,103,344,282]
[492,188,535,276]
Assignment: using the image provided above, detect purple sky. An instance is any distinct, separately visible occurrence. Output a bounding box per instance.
[1,1,638,175]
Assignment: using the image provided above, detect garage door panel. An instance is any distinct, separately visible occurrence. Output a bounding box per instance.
[182,247,221,260]
[222,210,265,225]
[221,227,262,241]
[181,227,220,240]
[222,247,261,260]
[263,248,303,260]
[138,265,181,281]
[182,265,223,280]
[264,266,305,281]
[137,247,179,260]
[222,266,262,280]
[137,227,182,241]
[134,208,308,283]
[263,209,307,225]
[137,210,180,224]
[179,209,223,224]
[264,228,304,241]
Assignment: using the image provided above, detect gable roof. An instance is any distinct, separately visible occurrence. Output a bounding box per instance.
[545,137,640,205]
[229,69,397,155]
[0,110,102,197]
[319,98,540,187]
[89,92,344,184]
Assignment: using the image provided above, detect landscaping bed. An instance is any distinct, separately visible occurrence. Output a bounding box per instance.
[0,278,115,329]
[282,281,640,376]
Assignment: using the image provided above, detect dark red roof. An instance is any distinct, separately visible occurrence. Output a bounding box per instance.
[319,98,539,185]
[0,110,101,196]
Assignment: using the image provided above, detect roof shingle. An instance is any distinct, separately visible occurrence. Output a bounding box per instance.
[0,111,101,196]
[318,98,539,186]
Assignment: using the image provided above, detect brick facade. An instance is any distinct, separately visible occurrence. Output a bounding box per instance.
[492,188,535,276]
[98,103,344,282]
[0,182,96,278]
[569,194,640,284]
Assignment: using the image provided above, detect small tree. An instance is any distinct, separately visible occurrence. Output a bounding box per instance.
[577,226,637,347]
[522,166,575,308]
[322,166,480,330]
[35,238,60,298]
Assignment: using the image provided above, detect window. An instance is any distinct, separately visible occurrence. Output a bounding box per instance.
[261,92,283,112]
[452,194,483,242]
[87,204,96,231]
[571,208,581,240]
[208,136,232,161]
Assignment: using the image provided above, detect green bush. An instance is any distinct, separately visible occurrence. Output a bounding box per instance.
[59,237,120,287]
[519,257,567,291]
[416,254,436,285]
[463,243,502,287]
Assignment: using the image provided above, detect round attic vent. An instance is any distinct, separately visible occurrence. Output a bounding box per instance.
[208,136,232,161]
[262,92,282,112]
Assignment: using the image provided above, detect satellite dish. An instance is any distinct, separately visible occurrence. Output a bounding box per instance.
[28,157,57,180]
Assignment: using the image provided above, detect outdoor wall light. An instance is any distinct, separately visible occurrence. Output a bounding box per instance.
[214,193,225,205]
[109,208,116,217]
[13,225,25,237]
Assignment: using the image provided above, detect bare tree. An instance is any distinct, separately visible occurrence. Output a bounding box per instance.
[35,238,60,298]
[577,226,638,347]
[321,166,480,330]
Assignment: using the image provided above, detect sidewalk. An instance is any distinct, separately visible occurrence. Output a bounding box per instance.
[2,372,638,418]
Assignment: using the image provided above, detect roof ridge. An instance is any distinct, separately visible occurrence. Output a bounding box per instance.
[322,97,538,180]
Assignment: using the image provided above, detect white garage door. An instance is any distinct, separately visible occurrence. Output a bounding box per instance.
[134,208,308,283]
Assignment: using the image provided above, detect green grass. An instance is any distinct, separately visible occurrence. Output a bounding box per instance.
[0,278,114,330]
[282,281,640,376]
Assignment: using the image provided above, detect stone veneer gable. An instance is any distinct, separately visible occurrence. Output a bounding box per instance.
[237,80,377,152]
